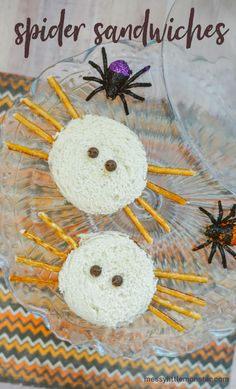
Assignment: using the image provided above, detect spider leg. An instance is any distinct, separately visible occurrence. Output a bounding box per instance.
[123,206,153,244]
[199,207,216,224]
[218,244,227,268]
[10,275,58,288]
[6,142,48,160]
[223,204,236,222]
[88,60,105,79]
[119,93,129,115]
[125,82,152,89]
[21,98,63,131]
[47,76,79,119]
[83,76,104,85]
[224,245,236,260]
[148,165,195,176]
[136,196,171,232]
[38,212,78,250]
[85,86,105,101]
[14,113,54,144]
[102,47,108,73]
[192,240,212,251]
[123,90,145,101]
[217,200,224,222]
[16,256,61,273]
[124,65,151,86]
[208,242,217,264]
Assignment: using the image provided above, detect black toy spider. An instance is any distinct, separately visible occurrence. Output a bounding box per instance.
[193,201,236,268]
[83,47,152,115]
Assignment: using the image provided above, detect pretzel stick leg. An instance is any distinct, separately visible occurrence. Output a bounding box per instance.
[147,181,187,205]
[148,165,196,176]
[157,285,206,306]
[154,270,208,283]
[38,212,79,250]
[16,256,61,272]
[14,113,54,144]
[136,197,171,232]
[21,230,67,260]
[123,206,153,244]
[47,76,80,119]
[148,304,186,332]
[5,142,48,160]
[21,98,63,131]
[152,295,202,320]
[10,275,58,287]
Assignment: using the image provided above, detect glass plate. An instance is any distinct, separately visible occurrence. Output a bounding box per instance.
[162,0,236,195]
[0,41,236,358]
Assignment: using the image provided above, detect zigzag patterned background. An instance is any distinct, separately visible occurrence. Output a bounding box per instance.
[0,72,235,389]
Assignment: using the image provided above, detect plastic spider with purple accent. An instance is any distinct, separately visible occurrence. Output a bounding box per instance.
[83,47,152,115]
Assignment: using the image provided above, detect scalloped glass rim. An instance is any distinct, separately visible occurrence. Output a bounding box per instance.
[0,41,236,358]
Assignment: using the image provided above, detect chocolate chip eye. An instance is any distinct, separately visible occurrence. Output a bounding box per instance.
[88,147,99,158]
[90,265,102,277]
[112,275,123,287]
[105,160,117,172]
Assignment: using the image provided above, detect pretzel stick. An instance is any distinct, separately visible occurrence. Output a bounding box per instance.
[123,206,153,244]
[148,304,186,332]
[21,230,67,260]
[157,285,206,306]
[21,97,63,131]
[38,212,79,250]
[16,256,61,272]
[136,197,171,232]
[10,275,58,287]
[152,295,201,320]
[47,76,80,119]
[147,181,186,205]
[148,165,196,176]
[14,113,54,144]
[5,142,48,160]
[155,270,208,283]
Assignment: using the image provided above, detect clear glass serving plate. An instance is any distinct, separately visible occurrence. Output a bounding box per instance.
[0,41,236,358]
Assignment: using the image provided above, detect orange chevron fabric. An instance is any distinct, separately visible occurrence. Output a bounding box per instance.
[0,73,235,388]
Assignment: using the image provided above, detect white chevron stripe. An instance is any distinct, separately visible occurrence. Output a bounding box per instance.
[0,305,32,317]
[0,332,77,351]
[144,353,230,373]
[0,347,97,371]
[0,90,23,103]
[0,282,10,294]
